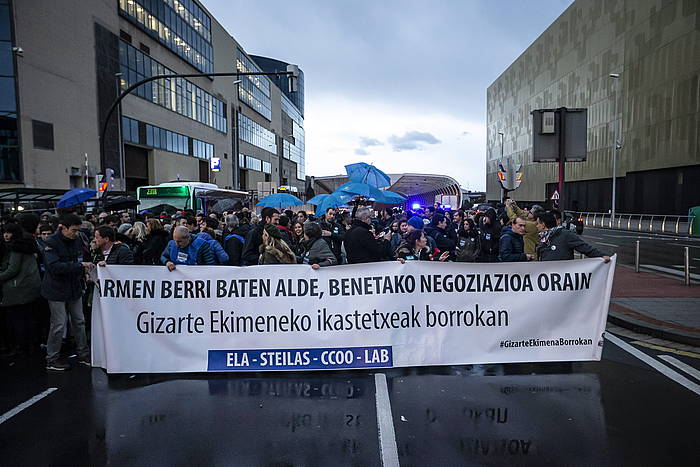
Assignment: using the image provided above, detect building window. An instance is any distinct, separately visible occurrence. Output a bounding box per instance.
[0,2,21,181]
[119,40,226,132]
[32,120,54,150]
[282,94,305,180]
[124,115,213,160]
[262,161,271,174]
[118,0,213,73]
[236,51,272,120]
[238,113,276,154]
[240,154,264,172]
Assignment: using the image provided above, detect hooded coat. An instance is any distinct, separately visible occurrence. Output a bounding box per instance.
[134,229,170,265]
[0,236,41,307]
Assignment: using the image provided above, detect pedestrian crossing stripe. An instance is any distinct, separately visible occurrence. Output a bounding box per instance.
[630,340,700,359]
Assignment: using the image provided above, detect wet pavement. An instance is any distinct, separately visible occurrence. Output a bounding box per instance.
[1,330,698,466]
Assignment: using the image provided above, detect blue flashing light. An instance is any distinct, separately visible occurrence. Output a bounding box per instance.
[411,203,421,210]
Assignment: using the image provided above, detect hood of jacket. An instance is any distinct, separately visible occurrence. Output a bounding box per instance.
[9,236,39,255]
[148,229,170,240]
[350,219,370,230]
[197,231,213,241]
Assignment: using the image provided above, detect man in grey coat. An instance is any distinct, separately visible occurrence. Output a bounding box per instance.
[536,212,610,262]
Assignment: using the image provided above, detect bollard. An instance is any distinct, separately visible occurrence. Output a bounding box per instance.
[685,247,690,286]
[635,240,640,273]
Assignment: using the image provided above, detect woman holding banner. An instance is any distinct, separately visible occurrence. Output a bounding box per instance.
[258,224,297,265]
[395,230,449,263]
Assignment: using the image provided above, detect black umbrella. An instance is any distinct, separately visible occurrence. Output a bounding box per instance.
[211,198,243,214]
[104,196,140,211]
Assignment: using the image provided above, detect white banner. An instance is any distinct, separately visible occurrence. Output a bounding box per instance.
[91,257,616,373]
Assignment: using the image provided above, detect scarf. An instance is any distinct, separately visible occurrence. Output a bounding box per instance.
[538,225,563,245]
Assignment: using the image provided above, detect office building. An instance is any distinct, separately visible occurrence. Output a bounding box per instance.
[486,0,699,214]
[1,0,306,197]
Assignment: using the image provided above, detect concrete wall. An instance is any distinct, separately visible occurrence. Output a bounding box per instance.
[486,0,699,207]
[13,0,117,189]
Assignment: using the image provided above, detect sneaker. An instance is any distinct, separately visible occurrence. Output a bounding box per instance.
[46,360,71,371]
[77,358,91,367]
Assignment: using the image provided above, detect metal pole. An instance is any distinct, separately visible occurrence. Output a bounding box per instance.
[685,246,690,286]
[557,108,566,210]
[115,73,125,191]
[610,73,621,220]
[635,240,640,273]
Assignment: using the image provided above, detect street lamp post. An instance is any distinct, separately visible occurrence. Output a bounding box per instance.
[232,79,242,190]
[609,72,621,224]
[99,68,298,185]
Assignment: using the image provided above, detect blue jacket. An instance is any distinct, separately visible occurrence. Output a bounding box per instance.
[40,231,86,301]
[161,235,215,266]
[498,227,527,262]
[196,232,229,265]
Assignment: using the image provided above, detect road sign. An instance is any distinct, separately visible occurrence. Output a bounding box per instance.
[551,190,560,200]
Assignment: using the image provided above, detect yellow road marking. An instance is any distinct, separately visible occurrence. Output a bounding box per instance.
[630,341,700,359]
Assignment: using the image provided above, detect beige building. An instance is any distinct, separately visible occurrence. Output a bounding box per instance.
[2,0,305,199]
[486,0,699,214]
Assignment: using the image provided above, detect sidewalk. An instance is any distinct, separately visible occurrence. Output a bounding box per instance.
[608,265,700,346]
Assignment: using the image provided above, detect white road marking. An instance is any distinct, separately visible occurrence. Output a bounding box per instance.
[671,265,697,269]
[594,242,619,248]
[374,373,400,467]
[658,355,700,381]
[677,244,700,249]
[605,333,700,395]
[0,388,58,425]
[582,235,604,240]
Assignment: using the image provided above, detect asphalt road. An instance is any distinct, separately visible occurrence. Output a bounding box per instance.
[581,227,700,279]
[1,328,698,466]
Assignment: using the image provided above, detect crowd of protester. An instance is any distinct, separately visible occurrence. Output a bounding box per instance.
[0,199,609,371]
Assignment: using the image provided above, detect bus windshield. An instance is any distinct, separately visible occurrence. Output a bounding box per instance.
[137,186,192,212]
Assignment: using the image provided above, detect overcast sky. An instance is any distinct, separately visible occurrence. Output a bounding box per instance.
[204,0,574,190]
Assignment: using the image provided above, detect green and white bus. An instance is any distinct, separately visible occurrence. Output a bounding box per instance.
[136,182,248,214]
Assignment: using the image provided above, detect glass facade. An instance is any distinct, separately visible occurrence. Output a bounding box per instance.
[238,153,269,173]
[0,0,20,182]
[238,113,277,154]
[119,40,226,132]
[123,116,213,159]
[118,0,212,73]
[281,95,305,180]
[236,51,272,120]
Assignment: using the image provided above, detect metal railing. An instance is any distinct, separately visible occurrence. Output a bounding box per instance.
[578,212,696,236]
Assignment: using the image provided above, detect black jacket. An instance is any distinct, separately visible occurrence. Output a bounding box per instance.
[135,229,170,265]
[318,218,345,262]
[344,219,388,264]
[498,227,527,262]
[476,212,501,263]
[223,228,247,266]
[424,225,457,254]
[40,231,86,301]
[102,243,135,265]
[241,224,265,266]
[537,228,606,261]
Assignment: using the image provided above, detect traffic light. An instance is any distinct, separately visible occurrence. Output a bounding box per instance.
[497,160,523,201]
[97,168,115,197]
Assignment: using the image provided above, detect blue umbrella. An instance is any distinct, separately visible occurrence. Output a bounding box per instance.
[335,181,385,200]
[57,187,97,209]
[345,162,391,188]
[307,193,331,205]
[314,194,346,217]
[375,190,406,204]
[256,193,304,207]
